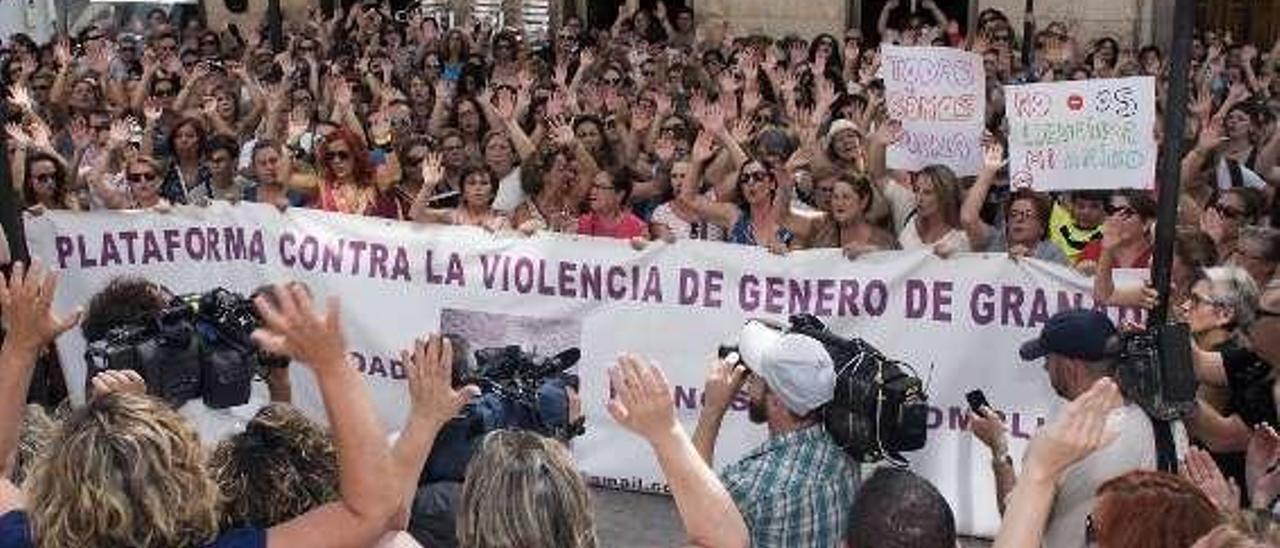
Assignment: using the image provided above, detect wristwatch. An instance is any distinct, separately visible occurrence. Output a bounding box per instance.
[992,450,1012,467]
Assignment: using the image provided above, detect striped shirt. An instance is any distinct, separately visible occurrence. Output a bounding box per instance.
[720,425,859,547]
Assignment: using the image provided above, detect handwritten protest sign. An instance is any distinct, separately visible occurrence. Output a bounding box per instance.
[879,45,986,176]
[1005,76,1157,191]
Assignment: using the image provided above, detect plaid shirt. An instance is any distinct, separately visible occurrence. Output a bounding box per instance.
[720,425,859,547]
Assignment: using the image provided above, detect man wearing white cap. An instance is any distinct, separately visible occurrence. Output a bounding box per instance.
[692,320,858,547]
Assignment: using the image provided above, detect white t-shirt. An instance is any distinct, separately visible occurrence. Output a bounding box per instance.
[650,202,725,241]
[492,166,525,212]
[1040,404,1186,548]
[882,178,971,252]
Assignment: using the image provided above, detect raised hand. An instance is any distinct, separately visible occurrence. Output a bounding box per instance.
[8,86,33,112]
[607,354,681,443]
[1246,425,1280,509]
[547,115,575,146]
[251,284,348,372]
[68,117,92,151]
[1022,377,1123,483]
[0,260,83,354]
[981,139,1007,174]
[53,40,72,69]
[1182,446,1240,513]
[870,119,904,145]
[420,152,444,189]
[108,117,132,148]
[686,131,711,165]
[144,99,166,124]
[401,334,480,427]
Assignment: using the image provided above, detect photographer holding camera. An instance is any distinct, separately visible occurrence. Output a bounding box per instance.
[692,321,859,547]
[970,309,1187,547]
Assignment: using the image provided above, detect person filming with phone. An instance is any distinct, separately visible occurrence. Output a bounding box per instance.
[968,309,1188,548]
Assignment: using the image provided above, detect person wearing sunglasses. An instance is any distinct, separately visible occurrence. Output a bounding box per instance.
[19,151,75,212]
[1076,190,1157,276]
[962,142,1069,264]
[1180,267,1277,507]
[1202,187,1265,262]
[677,158,796,252]
[316,128,410,220]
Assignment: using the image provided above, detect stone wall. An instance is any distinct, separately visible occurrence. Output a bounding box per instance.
[974,0,1159,47]
[695,0,849,38]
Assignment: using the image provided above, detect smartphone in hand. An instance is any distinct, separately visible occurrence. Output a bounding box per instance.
[966,389,991,414]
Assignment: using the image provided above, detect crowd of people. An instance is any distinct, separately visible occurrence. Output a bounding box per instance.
[2,0,1280,546]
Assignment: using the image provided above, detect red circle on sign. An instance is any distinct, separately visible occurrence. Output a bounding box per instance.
[1067,94,1084,111]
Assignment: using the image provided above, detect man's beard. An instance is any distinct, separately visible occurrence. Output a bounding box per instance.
[748,395,768,424]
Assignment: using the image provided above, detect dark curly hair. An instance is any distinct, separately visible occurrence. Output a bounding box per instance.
[81,277,171,342]
[208,403,339,530]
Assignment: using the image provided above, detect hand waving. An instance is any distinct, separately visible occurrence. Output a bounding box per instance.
[401,334,480,427]
[251,285,348,373]
[608,354,681,444]
[0,260,83,354]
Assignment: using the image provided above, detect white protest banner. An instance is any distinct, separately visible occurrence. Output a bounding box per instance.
[879,45,986,176]
[1006,76,1158,191]
[24,203,1148,538]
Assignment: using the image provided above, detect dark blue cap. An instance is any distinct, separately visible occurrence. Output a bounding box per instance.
[1019,309,1118,361]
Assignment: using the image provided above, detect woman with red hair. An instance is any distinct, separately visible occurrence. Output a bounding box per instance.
[1089,470,1222,548]
[315,128,410,220]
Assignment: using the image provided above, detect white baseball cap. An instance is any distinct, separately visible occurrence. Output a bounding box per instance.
[737,321,836,416]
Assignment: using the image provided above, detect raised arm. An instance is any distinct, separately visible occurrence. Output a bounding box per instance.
[877,0,900,40]
[678,132,740,230]
[961,141,1004,250]
[0,261,83,489]
[252,286,399,547]
[993,378,1122,548]
[389,335,478,528]
[608,355,750,548]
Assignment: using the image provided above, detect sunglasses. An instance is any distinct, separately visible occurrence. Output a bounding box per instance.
[31,172,57,183]
[740,171,772,184]
[126,172,157,183]
[1105,204,1137,218]
[324,150,352,162]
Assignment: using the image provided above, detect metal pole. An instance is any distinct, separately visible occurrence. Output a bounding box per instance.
[1148,0,1195,327]
[0,106,27,266]
[267,0,283,51]
[1021,0,1035,82]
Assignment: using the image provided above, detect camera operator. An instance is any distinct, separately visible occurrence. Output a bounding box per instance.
[969,309,1186,547]
[692,321,858,547]
[80,276,284,441]
[407,336,583,548]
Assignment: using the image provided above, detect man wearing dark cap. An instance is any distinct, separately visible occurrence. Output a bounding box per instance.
[970,309,1185,548]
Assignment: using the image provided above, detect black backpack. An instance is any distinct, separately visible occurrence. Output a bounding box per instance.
[788,314,930,465]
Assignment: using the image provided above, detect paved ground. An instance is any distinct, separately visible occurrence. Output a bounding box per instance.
[592,488,992,547]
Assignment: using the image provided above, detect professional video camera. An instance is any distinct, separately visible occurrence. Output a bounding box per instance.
[421,343,583,483]
[722,314,929,465]
[84,287,280,409]
[1113,323,1198,421]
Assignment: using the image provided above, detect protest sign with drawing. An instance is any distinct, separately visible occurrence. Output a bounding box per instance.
[879,45,986,176]
[1006,76,1158,191]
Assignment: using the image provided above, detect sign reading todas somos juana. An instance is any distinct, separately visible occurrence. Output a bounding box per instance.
[1006,76,1158,191]
[879,45,987,176]
[26,203,1148,539]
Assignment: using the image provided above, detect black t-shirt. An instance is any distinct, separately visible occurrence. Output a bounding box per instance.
[1221,344,1279,428]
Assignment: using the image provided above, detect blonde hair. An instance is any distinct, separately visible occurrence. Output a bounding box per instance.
[458,430,596,548]
[209,403,339,529]
[27,392,220,548]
